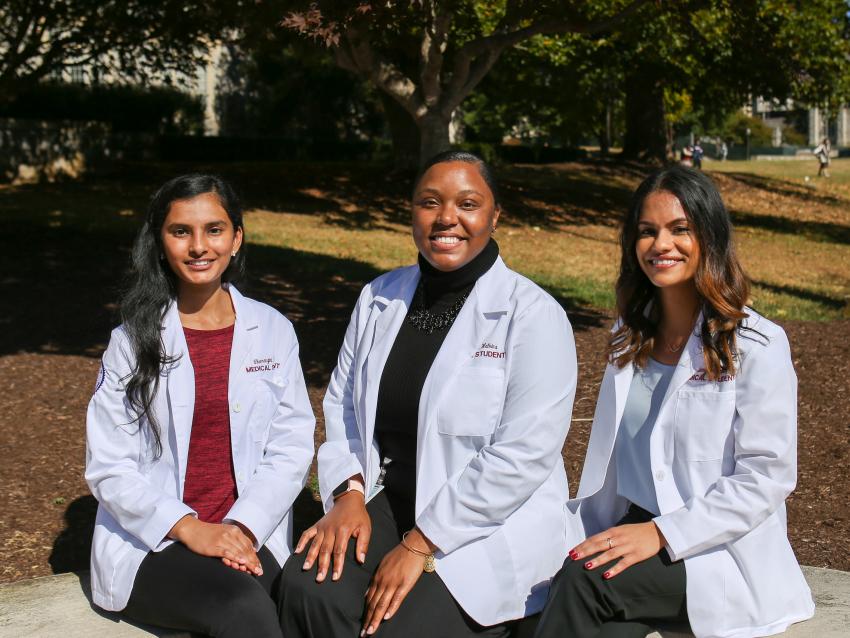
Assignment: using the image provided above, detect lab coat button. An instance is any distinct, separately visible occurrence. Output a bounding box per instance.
[655,470,666,481]
[233,402,241,413]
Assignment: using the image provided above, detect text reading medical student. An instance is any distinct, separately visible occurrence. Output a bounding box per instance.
[278,151,579,637]
[535,165,814,638]
[85,174,314,637]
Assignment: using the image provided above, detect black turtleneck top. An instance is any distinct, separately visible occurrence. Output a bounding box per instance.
[374,240,499,531]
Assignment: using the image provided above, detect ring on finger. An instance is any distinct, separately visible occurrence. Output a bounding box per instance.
[606,537,613,550]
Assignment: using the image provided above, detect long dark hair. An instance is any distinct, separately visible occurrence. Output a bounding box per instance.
[120,174,245,457]
[608,165,750,379]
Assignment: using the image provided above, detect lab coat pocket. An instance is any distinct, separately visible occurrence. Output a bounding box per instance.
[674,390,735,461]
[437,368,505,436]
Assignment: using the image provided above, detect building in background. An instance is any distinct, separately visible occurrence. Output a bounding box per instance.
[744,96,849,147]
[49,41,225,136]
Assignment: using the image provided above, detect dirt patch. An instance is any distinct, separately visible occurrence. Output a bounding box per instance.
[0,319,847,583]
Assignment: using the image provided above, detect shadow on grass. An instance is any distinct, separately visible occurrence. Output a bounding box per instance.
[0,174,607,380]
[158,159,643,233]
[499,161,645,229]
[719,171,848,209]
[731,209,850,245]
[751,279,848,311]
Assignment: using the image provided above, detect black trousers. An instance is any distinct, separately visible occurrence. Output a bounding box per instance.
[278,491,511,638]
[123,541,283,638]
[534,505,688,638]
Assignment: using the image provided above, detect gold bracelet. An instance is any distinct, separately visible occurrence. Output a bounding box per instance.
[401,531,436,573]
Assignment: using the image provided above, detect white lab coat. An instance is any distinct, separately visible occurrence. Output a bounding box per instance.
[318,256,579,626]
[85,286,315,611]
[569,311,815,638]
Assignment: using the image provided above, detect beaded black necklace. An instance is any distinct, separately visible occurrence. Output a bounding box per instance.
[407,280,468,335]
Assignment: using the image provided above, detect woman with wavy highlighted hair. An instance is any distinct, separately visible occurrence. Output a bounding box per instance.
[536,165,814,638]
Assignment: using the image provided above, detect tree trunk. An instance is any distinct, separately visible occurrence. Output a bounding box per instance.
[379,93,420,171]
[600,99,612,156]
[622,65,669,163]
[417,111,452,166]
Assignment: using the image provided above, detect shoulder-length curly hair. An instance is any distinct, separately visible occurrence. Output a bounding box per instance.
[608,165,749,379]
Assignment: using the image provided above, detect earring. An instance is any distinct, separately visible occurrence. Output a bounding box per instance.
[231,251,237,257]
[491,226,497,234]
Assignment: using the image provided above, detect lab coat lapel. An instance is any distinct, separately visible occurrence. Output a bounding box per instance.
[416,258,511,457]
[162,300,194,492]
[227,286,258,396]
[226,286,257,478]
[362,271,419,461]
[612,361,635,437]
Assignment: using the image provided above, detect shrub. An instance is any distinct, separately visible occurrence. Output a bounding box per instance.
[0,82,202,133]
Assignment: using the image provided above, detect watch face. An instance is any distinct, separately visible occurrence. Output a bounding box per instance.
[424,555,436,573]
[332,480,349,498]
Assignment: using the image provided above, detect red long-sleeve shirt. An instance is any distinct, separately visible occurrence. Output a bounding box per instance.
[181,324,238,524]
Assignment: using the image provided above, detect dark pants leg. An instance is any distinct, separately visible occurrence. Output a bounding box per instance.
[534,506,688,638]
[123,542,283,638]
[278,492,510,638]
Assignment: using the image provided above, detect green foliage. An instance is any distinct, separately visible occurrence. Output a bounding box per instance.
[217,38,384,144]
[0,1,245,99]
[717,112,774,146]
[781,124,808,147]
[459,0,850,157]
[0,82,203,133]
[463,33,624,148]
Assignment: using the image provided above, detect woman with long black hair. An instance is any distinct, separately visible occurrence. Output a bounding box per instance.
[535,165,814,638]
[85,174,314,637]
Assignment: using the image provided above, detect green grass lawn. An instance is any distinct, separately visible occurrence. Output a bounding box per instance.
[247,159,849,321]
[1,158,848,343]
[709,155,850,184]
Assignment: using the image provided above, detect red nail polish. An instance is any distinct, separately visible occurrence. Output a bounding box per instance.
[584,561,593,569]
[603,571,611,579]
[568,550,578,560]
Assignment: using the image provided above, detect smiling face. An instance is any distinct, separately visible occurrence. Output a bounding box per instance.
[160,192,243,292]
[635,190,700,290]
[412,161,500,272]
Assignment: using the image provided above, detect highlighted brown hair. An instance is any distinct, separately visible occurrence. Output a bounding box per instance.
[608,165,750,379]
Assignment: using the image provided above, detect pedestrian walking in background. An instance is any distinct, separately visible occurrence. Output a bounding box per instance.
[813,137,831,177]
[692,139,704,169]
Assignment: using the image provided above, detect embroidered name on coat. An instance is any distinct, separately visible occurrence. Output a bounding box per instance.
[689,369,735,383]
[246,357,280,372]
[474,342,506,359]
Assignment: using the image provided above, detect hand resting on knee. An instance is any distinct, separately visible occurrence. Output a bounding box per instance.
[296,489,372,583]
[169,515,263,576]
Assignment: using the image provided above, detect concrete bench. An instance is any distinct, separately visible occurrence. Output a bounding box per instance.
[1,566,847,637]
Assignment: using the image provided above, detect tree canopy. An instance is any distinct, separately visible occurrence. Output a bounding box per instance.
[283,0,651,165]
[285,1,850,164]
[0,0,241,101]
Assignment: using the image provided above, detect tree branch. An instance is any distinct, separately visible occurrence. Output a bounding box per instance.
[442,0,651,116]
[419,1,450,108]
[342,20,425,118]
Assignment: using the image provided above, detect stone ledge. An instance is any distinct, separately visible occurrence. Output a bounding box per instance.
[0,566,846,637]
[648,566,849,638]
[0,572,188,638]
